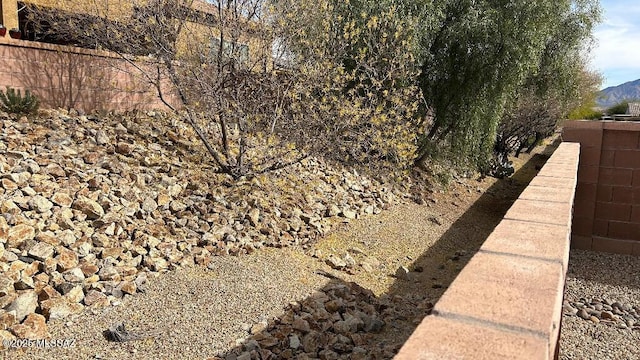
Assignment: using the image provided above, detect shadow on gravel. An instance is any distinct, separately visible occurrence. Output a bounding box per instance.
[216,142,558,360]
[566,249,640,290]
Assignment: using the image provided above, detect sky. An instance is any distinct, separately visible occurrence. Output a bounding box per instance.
[591,0,640,89]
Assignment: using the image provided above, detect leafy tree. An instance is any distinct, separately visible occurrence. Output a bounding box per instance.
[495,0,602,160]
[268,0,427,173]
[606,100,639,115]
[414,0,601,172]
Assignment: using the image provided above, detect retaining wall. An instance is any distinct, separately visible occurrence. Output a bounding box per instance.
[0,37,179,112]
[563,121,640,255]
[395,142,580,359]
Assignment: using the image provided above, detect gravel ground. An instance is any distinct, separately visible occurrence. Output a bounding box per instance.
[14,248,331,360]
[560,249,640,360]
[8,146,550,359]
[11,172,530,360]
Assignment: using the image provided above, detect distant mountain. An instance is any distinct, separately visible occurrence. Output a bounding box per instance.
[597,79,640,108]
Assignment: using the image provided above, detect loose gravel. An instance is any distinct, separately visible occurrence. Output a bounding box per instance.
[560,249,640,360]
[15,248,330,360]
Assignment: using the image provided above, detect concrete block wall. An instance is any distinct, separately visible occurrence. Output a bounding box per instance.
[0,37,180,112]
[563,121,640,255]
[395,142,580,360]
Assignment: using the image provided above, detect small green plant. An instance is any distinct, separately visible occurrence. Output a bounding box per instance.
[0,87,40,115]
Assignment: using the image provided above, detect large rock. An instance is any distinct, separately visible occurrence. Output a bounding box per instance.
[63,268,85,283]
[28,242,55,261]
[40,298,84,320]
[72,196,104,220]
[64,286,85,303]
[141,198,158,213]
[0,217,8,242]
[44,164,66,178]
[6,291,38,323]
[0,310,18,330]
[50,192,73,207]
[9,313,50,339]
[1,200,20,215]
[7,224,35,248]
[83,290,109,307]
[0,276,14,297]
[98,266,121,281]
[29,195,53,213]
[95,130,110,145]
[55,246,79,271]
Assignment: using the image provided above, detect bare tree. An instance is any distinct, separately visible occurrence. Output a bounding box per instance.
[27,0,328,179]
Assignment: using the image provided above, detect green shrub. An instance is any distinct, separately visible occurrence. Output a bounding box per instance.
[0,87,40,115]
[606,100,637,116]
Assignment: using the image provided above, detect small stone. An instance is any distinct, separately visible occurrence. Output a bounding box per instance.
[118,281,137,295]
[44,164,66,178]
[169,200,187,212]
[395,266,410,280]
[351,347,368,360]
[365,318,385,333]
[325,205,341,217]
[327,255,347,269]
[612,302,624,310]
[95,130,110,145]
[115,142,134,155]
[65,286,85,303]
[292,317,311,333]
[250,320,267,334]
[340,209,357,219]
[98,266,121,281]
[246,208,260,227]
[14,274,34,290]
[601,311,615,320]
[80,263,99,277]
[0,311,18,330]
[0,276,15,297]
[302,331,321,353]
[590,316,600,324]
[38,285,61,302]
[63,268,86,283]
[577,308,591,320]
[141,198,158,213]
[1,178,18,191]
[343,254,356,268]
[318,349,339,360]
[562,304,578,316]
[115,123,128,135]
[289,334,301,349]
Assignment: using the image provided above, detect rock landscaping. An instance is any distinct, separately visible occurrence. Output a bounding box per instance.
[563,298,640,330]
[221,280,433,359]
[0,110,410,345]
